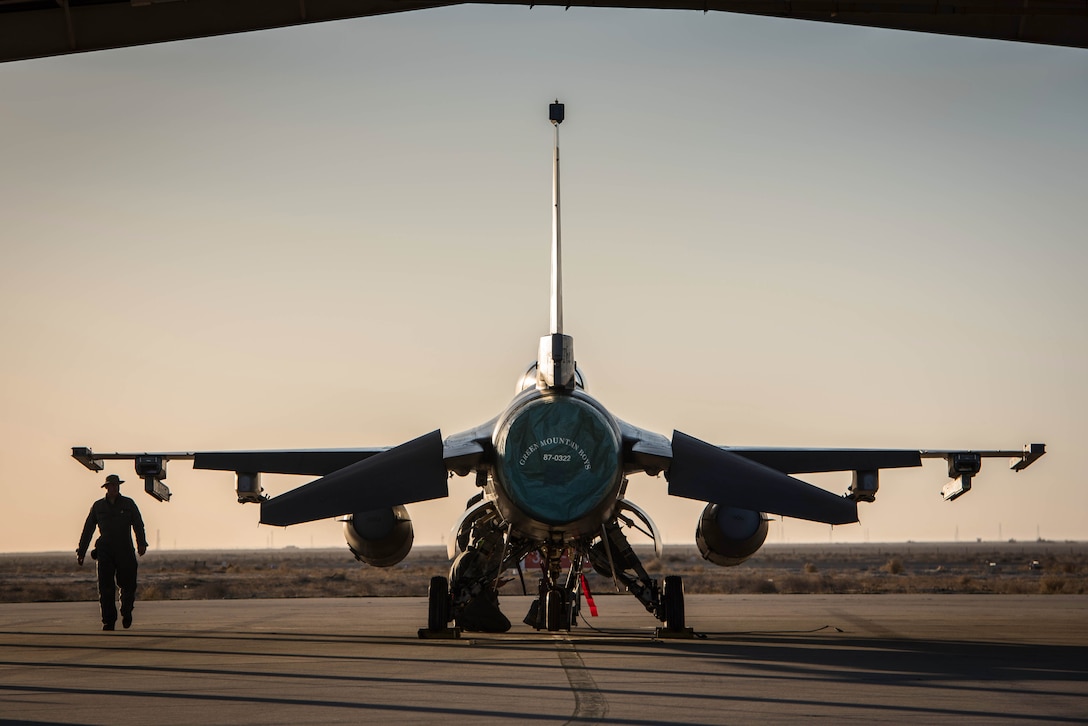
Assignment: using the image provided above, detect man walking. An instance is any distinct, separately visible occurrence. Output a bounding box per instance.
[76,474,148,630]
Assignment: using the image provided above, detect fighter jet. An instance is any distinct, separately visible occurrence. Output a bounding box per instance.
[71,101,1046,637]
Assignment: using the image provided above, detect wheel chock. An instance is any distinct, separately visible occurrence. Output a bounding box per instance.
[418,626,462,639]
[654,626,695,639]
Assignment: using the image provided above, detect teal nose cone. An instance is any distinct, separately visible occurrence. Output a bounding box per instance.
[496,396,620,525]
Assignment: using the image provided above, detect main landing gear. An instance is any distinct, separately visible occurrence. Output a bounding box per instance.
[418,576,460,639]
[418,518,692,638]
[657,574,693,639]
[419,568,689,638]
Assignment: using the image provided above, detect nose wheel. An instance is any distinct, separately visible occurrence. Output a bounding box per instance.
[545,587,572,631]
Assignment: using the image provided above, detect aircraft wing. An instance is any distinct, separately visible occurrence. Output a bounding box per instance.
[618,422,1046,525]
[74,422,1045,529]
[72,419,495,522]
[2,0,1085,64]
[719,444,1051,476]
[193,449,386,476]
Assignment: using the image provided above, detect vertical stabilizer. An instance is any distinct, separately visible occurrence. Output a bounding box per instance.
[550,100,564,336]
[539,101,576,391]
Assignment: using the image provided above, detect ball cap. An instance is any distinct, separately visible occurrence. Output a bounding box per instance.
[102,474,124,488]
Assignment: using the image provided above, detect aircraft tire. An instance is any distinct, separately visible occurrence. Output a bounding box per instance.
[545,588,568,631]
[428,576,451,630]
[662,575,685,632]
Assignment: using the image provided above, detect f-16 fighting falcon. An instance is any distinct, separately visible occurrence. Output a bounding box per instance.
[72,102,1046,637]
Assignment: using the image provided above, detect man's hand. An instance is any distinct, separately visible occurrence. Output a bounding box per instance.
[138,543,147,557]
[76,549,84,566]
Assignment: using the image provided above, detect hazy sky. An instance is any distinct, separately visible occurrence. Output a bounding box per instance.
[1,8,1085,554]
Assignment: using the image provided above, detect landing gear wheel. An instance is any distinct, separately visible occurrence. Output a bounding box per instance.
[545,588,569,632]
[427,576,451,631]
[661,575,687,633]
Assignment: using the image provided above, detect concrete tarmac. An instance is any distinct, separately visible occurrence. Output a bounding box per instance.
[2,594,1086,725]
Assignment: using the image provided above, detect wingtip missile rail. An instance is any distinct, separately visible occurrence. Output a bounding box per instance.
[71,447,196,502]
[919,443,1046,502]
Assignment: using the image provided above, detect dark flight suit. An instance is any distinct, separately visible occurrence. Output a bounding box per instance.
[77,495,148,627]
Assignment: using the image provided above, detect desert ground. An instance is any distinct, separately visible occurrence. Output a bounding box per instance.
[2,541,1085,604]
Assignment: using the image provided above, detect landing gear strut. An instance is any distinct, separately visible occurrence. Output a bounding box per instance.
[589,521,693,638]
[524,539,584,631]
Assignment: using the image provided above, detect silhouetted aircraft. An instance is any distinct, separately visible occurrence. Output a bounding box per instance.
[2,0,1086,63]
[72,102,1046,637]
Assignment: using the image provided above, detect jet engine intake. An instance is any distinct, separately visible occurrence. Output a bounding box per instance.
[695,503,768,567]
[344,506,414,567]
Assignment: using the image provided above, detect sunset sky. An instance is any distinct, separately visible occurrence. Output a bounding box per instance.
[1,7,1085,554]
